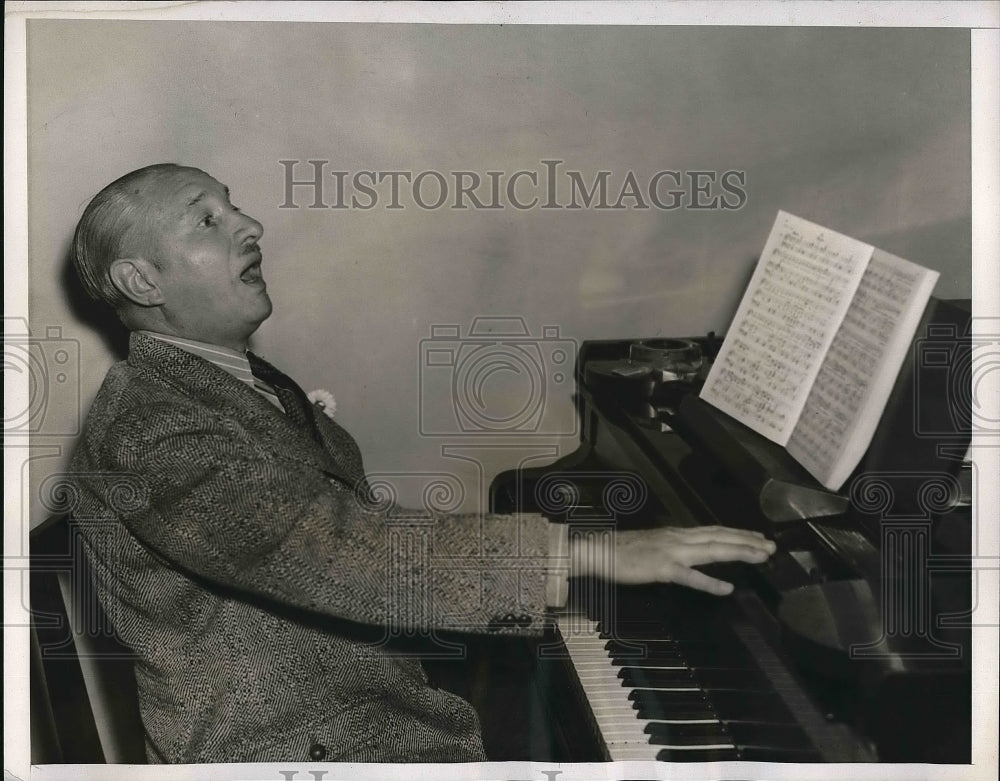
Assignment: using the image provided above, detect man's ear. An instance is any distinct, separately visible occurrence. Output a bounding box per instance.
[109,258,165,307]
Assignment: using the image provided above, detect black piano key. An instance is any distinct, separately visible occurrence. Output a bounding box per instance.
[644,722,730,741]
[628,688,709,705]
[599,617,755,657]
[631,690,717,721]
[605,639,685,663]
[648,731,736,748]
[656,748,740,762]
[605,636,756,668]
[632,688,797,724]
[636,704,718,721]
[611,658,689,671]
[620,665,771,692]
[619,666,696,688]
[646,723,819,759]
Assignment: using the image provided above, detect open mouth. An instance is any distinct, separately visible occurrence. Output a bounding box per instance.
[240,261,263,284]
[240,246,264,284]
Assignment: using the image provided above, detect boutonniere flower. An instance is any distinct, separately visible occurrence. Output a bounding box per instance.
[307,389,337,418]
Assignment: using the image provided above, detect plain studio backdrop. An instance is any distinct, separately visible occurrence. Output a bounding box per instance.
[25,21,971,524]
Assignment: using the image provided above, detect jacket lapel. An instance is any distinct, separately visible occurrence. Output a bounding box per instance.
[128,333,362,489]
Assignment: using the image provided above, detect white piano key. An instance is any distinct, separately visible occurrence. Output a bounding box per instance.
[558,611,684,761]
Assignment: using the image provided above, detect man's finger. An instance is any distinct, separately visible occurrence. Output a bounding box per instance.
[677,541,774,567]
[668,565,735,596]
[698,525,767,538]
[671,526,774,550]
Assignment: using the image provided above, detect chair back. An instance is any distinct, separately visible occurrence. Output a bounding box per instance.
[30,514,147,763]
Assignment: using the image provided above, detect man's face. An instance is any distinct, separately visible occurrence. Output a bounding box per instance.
[140,168,272,350]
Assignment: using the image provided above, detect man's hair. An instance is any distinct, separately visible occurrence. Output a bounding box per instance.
[72,163,186,308]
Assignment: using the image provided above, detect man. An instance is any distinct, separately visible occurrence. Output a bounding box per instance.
[68,163,776,763]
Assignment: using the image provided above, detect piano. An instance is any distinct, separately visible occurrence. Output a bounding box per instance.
[487,298,973,763]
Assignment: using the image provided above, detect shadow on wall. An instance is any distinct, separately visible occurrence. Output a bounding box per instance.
[60,241,129,361]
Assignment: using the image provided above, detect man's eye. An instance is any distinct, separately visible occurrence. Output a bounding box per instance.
[199,214,216,227]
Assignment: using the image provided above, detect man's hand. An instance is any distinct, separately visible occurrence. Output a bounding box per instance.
[570,525,776,596]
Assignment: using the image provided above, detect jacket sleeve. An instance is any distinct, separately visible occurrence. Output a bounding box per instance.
[100,400,553,635]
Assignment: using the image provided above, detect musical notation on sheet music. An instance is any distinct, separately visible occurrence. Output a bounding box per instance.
[787,248,939,489]
[701,211,874,445]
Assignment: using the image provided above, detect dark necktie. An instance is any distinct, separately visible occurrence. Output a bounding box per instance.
[247,352,374,502]
[246,351,321,443]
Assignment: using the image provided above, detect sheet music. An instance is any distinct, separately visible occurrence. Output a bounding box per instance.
[701,211,873,445]
[788,249,939,490]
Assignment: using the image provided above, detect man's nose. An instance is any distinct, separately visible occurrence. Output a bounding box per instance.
[234,211,263,244]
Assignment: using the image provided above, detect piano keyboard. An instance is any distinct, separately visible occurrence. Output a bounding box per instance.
[556,603,826,762]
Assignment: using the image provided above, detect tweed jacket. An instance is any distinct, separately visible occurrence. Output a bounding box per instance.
[68,332,553,763]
